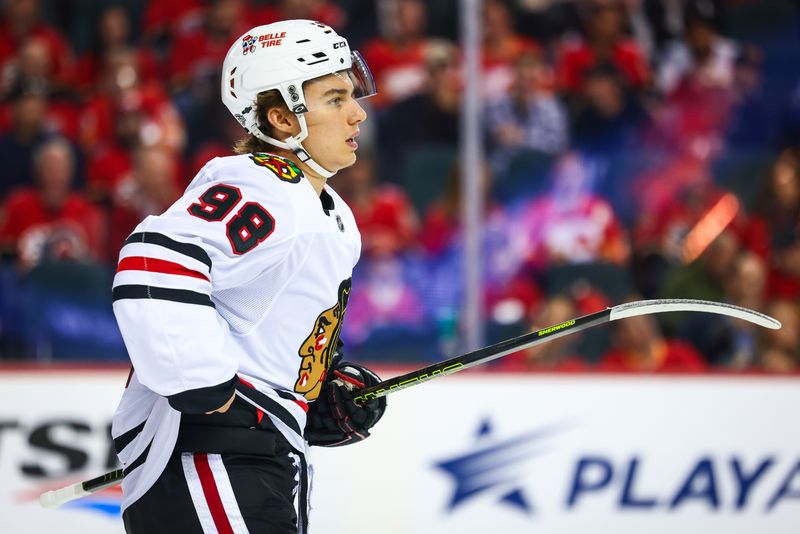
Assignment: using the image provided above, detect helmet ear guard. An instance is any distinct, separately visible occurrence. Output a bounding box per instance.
[221,21,377,178]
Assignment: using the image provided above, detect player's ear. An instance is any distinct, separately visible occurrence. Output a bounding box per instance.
[265,105,300,139]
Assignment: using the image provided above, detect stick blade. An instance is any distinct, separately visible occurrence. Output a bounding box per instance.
[610,299,781,330]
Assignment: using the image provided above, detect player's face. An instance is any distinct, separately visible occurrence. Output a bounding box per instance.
[301,73,367,174]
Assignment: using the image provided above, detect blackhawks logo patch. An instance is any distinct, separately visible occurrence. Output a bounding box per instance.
[294,278,351,401]
[250,153,303,183]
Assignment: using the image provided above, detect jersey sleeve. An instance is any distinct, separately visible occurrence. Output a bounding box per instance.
[111,157,296,414]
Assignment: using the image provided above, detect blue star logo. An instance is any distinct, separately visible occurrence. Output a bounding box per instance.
[433,418,566,515]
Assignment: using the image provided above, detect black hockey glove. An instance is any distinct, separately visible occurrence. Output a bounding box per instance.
[304,356,387,447]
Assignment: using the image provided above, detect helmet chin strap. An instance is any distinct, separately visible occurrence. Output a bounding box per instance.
[253,115,336,179]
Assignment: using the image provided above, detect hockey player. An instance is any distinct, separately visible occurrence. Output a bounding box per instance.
[111,20,387,533]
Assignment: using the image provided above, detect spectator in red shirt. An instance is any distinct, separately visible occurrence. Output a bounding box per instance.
[0,0,74,92]
[2,38,80,139]
[79,48,185,156]
[2,35,50,97]
[166,0,247,92]
[84,107,144,205]
[512,152,630,271]
[361,0,432,110]
[741,148,800,301]
[0,137,103,268]
[557,1,649,99]
[335,154,419,258]
[73,5,160,97]
[253,0,346,33]
[482,0,541,101]
[757,299,800,373]
[0,29,81,141]
[599,301,707,372]
[141,0,204,43]
[652,7,738,155]
[765,247,800,305]
[107,145,181,261]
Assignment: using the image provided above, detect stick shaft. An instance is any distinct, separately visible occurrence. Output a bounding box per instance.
[83,469,124,492]
[353,297,779,403]
[352,308,610,404]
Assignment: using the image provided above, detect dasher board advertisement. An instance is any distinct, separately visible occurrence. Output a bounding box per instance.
[1,369,798,533]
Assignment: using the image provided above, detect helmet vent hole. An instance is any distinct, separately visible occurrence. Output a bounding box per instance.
[230,90,237,98]
[305,52,329,66]
[296,39,311,43]
[297,58,306,63]
[230,67,237,75]
[229,79,235,88]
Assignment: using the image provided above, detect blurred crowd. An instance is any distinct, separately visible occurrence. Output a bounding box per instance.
[1,0,800,372]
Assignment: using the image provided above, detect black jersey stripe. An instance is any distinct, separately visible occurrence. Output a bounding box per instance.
[113,421,146,455]
[235,383,303,436]
[167,376,238,414]
[123,442,151,476]
[124,232,212,270]
[274,388,302,402]
[113,285,215,308]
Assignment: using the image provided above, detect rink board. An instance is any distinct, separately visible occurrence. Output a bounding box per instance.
[1,368,798,534]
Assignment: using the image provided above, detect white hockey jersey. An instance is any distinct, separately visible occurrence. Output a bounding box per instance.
[110,153,361,510]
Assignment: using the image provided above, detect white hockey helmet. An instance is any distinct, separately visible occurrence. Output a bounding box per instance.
[221,19,376,177]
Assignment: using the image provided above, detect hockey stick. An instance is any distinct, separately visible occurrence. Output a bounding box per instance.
[39,298,779,508]
[39,469,123,508]
[350,298,781,404]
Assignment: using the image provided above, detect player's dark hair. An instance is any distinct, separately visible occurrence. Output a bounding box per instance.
[233,89,288,155]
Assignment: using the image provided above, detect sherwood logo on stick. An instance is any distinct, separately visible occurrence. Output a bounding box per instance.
[537,320,576,336]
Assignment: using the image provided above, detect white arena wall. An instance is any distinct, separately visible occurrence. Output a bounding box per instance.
[1,367,798,534]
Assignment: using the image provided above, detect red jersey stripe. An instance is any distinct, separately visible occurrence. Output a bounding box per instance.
[193,453,235,534]
[240,376,308,413]
[237,377,266,424]
[117,256,209,281]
